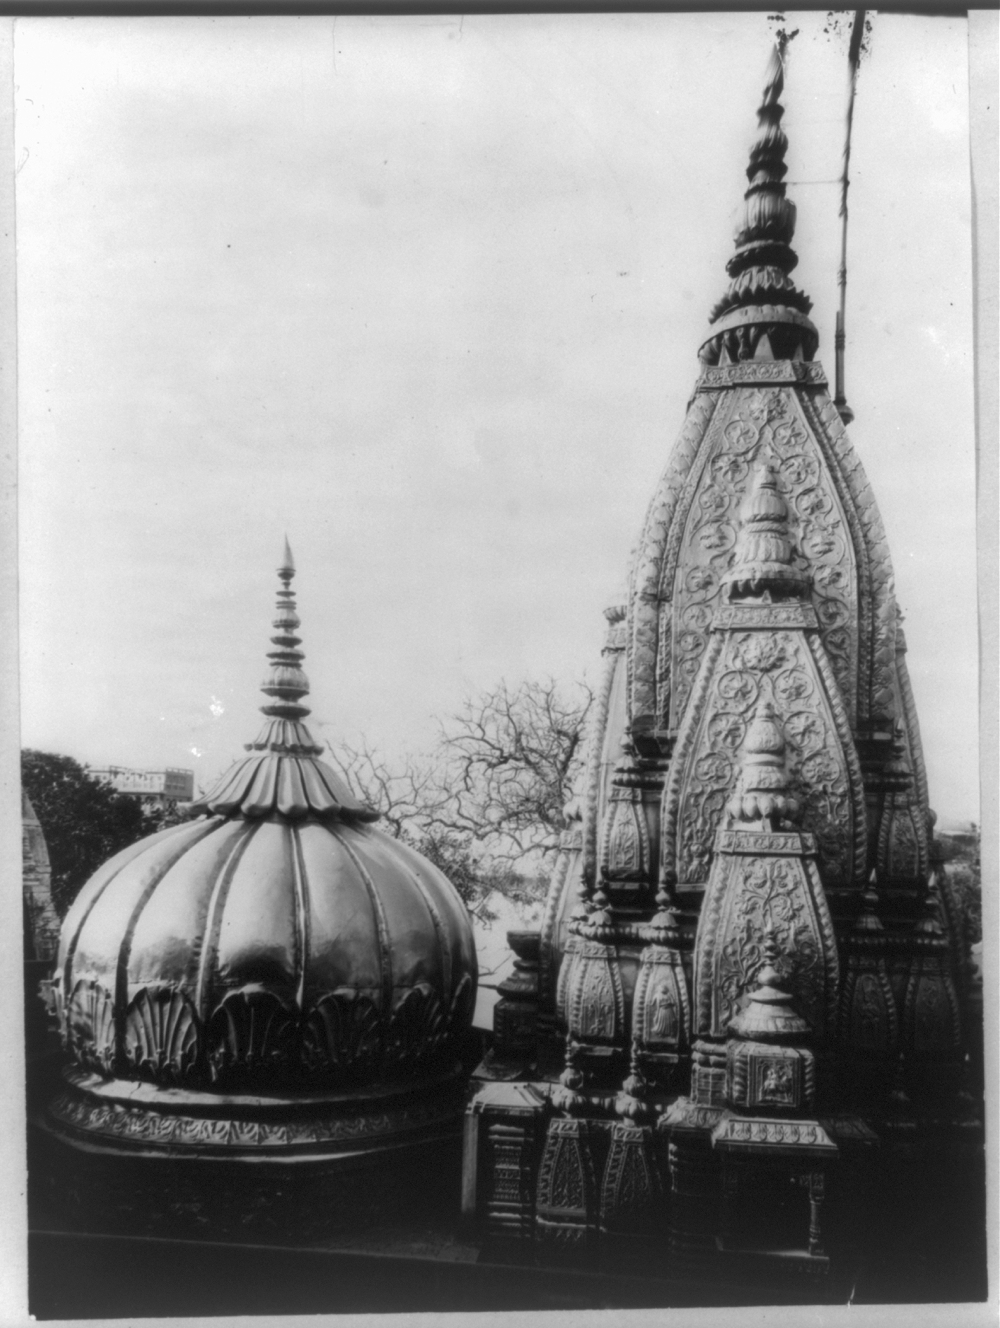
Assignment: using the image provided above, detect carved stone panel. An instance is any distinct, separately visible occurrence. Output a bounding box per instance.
[664,386,858,730]
[903,970,962,1058]
[692,852,839,1041]
[535,1117,597,1246]
[632,943,690,1055]
[563,941,626,1044]
[839,968,898,1055]
[601,793,651,886]
[662,628,866,892]
[626,381,900,743]
[599,1121,662,1234]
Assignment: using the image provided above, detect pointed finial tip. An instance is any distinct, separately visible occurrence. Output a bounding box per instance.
[279,537,295,577]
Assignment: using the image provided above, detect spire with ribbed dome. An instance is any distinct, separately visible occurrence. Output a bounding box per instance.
[699,43,819,365]
[190,544,379,821]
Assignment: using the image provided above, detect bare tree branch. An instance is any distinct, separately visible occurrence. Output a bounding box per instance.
[326,675,591,915]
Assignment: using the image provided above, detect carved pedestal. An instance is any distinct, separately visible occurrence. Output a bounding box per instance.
[711,1116,838,1273]
[597,1119,665,1267]
[535,1116,598,1253]
[461,1081,548,1242]
[491,931,541,1070]
[659,1100,726,1267]
[41,1063,469,1240]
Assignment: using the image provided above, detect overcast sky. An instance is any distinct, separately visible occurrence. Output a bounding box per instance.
[15,12,978,825]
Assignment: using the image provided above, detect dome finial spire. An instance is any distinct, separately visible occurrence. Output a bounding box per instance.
[189,548,379,820]
[279,536,295,579]
[700,42,818,366]
[262,542,311,726]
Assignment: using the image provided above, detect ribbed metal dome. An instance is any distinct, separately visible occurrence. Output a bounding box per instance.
[50,546,477,1135]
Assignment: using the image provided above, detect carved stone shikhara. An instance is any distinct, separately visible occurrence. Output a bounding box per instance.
[465,40,977,1274]
[46,544,478,1185]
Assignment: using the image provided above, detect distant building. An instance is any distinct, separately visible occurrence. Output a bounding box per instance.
[91,766,195,804]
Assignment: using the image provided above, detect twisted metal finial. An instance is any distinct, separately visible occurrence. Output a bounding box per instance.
[702,44,817,364]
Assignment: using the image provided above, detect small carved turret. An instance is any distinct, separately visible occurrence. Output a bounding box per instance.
[725,701,800,829]
[725,956,817,1113]
[837,875,899,1108]
[731,961,810,1043]
[723,463,810,601]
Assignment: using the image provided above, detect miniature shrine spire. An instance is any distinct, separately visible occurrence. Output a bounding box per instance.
[726,701,800,830]
[724,460,811,600]
[700,43,818,365]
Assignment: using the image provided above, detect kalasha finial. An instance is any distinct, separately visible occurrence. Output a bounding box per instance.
[700,44,818,365]
[723,461,810,599]
[279,535,295,578]
[189,544,379,820]
[253,540,322,751]
[726,700,799,829]
[729,961,810,1042]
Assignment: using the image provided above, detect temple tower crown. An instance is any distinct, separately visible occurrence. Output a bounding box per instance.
[700,43,818,365]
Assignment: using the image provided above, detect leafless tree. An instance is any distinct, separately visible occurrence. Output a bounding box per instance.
[328,676,592,914]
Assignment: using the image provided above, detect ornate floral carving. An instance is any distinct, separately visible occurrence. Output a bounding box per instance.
[301,990,382,1081]
[48,1077,461,1153]
[842,971,897,1053]
[386,983,448,1069]
[693,852,839,1041]
[123,985,201,1084]
[877,794,927,888]
[564,941,626,1043]
[207,985,298,1087]
[601,793,650,885]
[627,391,723,731]
[599,1121,661,1232]
[662,624,864,892]
[66,979,117,1076]
[536,1117,597,1244]
[663,389,858,730]
[696,362,828,390]
[711,1117,836,1151]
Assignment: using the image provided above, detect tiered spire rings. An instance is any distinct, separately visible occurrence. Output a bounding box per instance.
[190,543,378,821]
[700,43,818,365]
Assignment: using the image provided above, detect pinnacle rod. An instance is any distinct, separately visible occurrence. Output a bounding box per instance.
[835,8,866,420]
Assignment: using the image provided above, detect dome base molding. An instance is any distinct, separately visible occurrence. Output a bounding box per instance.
[44,1064,467,1164]
[35,1065,468,1242]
